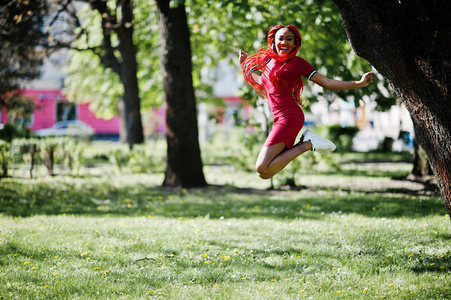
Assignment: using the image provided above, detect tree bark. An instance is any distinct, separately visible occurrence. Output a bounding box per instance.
[332,0,451,216]
[90,0,143,149]
[156,0,207,187]
[116,0,144,149]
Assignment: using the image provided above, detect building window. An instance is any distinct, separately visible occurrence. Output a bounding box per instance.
[56,102,76,122]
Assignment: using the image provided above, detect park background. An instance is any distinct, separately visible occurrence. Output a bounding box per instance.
[1,0,450,299]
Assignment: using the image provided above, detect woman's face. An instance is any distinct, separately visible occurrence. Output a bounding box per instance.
[274,28,295,55]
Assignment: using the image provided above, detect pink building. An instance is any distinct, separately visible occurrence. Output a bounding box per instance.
[0,50,251,141]
[1,89,120,139]
[1,89,245,140]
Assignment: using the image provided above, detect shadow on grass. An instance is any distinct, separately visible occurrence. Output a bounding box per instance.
[408,252,451,274]
[316,168,411,178]
[0,174,445,220]
[0,242,61,265]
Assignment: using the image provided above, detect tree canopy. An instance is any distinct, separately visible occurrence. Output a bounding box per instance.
[63,1,163,120]
[188,0,396,110]
[62,0,396,121]
[0,1,48,101]
[44,0,145,147]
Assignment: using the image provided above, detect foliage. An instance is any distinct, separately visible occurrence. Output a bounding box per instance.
[50,138,86,176]
[9,138,86,178]
[0,0,48,94]
[127,144,165,174]
[201,125,344,189]
[40,138,63,176]
[0,91,35,125]
[188,0,397,110]
[0,122,32,142]
[68,142,85,176]
[5,139,167,178]
[275,151,343,188]
[107,147,131,174]
[45,0,146,146]
[377,137,395,153]
[63,52,124,119]
[322,125,359,153]
[234,128,265,172]
[64,0,230,118]
[63,1,163,119]
[107,143,166,175]
[61,0,396,122]
[0,140,10,177]
[10,138,40,178]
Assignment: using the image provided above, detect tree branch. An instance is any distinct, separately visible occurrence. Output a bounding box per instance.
[88,0,122,76]
[46,0,74,30]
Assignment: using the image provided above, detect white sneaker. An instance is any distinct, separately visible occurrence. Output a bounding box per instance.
[303,129,336,154]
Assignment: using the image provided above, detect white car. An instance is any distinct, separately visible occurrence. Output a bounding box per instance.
[36,120,95,139]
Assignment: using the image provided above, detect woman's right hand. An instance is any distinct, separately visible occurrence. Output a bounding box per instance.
[239,50,248,64]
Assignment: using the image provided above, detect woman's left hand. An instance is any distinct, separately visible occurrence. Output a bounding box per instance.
[359,72,374,87]
[239,50,248,65]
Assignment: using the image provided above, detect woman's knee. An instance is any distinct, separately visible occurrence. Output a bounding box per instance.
[255,164,273,179]
[255,163,265,175]
[258,172,273,180]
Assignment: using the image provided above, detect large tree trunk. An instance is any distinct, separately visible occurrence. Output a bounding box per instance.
[90,0,143,149]
[332,0,451,216]
[156,0,207,187]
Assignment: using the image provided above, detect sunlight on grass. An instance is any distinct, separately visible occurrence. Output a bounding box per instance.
[0,151,450,299]
[1,212,450,299]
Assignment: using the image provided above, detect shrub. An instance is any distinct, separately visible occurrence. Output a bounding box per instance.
[107,147,131,175]
[67,141,86,175]
[52,138,86,176]
[10,137,87,177]
[0,140,10,177]
[10,138,40,178]
[324,125,359,152]
[40,138,60,176]
[107,144,165,175]
[377,137,394,152]
[0,122,31,142]
[232,130,264,172]
[128,144,165,174]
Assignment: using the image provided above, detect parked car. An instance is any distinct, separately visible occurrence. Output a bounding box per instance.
[36,120,95,140]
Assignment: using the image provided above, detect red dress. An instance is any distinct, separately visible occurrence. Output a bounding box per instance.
[261,57,316,148]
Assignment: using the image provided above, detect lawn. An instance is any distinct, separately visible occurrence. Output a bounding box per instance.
[0,146,450,299]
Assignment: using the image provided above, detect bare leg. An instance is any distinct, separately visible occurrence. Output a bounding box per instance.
[255,140,313,179]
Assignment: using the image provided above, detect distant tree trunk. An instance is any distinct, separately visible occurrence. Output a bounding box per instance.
[117,2,144,149]
[118,100,127,143]
[333,0,451,216]
[156,0,207,187]
[30,144,37,178]
[90,0,143,149]
[44,146,55,177]
[412,125,433,177]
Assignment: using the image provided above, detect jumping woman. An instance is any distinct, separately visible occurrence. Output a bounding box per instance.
[240,24,373,179]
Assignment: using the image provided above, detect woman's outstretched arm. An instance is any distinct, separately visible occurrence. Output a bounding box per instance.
[311,72,373,90]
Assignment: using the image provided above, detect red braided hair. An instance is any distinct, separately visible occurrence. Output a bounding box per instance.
[241,25,306,106]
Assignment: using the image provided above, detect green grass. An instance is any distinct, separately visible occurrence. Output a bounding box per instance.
[1,151,450,299]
